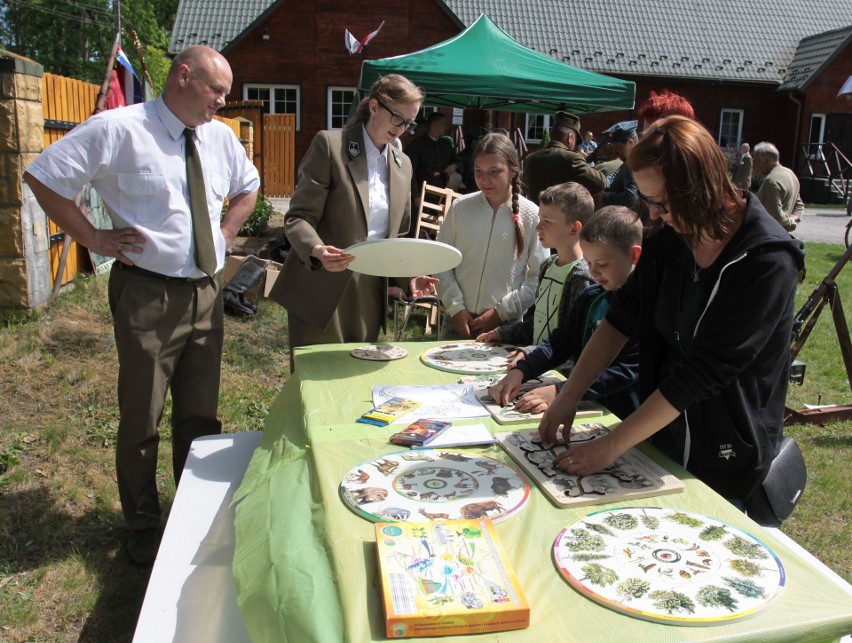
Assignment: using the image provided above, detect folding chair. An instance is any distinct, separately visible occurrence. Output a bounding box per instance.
[413,182,462,239]
[390,182,462,338]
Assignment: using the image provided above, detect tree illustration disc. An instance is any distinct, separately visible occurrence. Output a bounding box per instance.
[552,507,785,625]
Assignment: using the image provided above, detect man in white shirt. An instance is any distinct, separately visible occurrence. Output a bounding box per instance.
[25,45,259,567]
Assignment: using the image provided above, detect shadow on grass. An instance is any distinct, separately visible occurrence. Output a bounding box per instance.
[811,434,852,448]
[0,485,172,642]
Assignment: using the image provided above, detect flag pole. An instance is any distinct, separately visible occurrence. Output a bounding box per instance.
[93,0,122,114]
[128,28,157,98]
[54,1,120,296]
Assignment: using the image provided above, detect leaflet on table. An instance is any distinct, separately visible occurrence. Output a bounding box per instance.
[390,419,452,446]
[411,423,496,449]
[357,397,422,426]
[371,384,489,424]
[375,519,530,638]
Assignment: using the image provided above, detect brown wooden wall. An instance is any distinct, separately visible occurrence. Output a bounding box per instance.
[795,45,852,165]
[221,2,849,184]
[224,1,460,165]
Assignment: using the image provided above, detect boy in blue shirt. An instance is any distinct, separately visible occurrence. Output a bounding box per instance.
[489,205,642,419]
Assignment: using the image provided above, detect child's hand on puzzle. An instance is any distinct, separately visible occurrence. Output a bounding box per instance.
[475,329,500,344]
[514,384,557,414]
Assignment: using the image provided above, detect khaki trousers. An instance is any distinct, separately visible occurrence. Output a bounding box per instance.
[108,264,223,530]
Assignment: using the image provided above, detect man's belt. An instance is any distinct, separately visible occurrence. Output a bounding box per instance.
[116,262,212,283]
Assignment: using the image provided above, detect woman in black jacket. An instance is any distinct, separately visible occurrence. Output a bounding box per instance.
[539,115,805,509]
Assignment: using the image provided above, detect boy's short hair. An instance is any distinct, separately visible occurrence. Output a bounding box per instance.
[579,206,643,254]
[538,182,594,225]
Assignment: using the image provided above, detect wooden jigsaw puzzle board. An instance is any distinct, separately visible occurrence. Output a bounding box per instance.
[471,375,604,425]
[496,428,684,508]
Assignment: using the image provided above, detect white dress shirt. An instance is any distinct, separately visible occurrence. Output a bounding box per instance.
[363,126,391,241]
[26,97,260,277]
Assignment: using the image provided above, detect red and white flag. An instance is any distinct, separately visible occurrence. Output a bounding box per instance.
[344,21,385,55]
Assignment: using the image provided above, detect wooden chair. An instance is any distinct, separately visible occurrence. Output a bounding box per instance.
[391,182,462,338]
[413,182,462,239]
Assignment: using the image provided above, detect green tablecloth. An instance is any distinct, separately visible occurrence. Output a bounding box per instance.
[233,342,852,642]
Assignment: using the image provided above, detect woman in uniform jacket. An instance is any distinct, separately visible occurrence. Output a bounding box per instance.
[270,75,436,362]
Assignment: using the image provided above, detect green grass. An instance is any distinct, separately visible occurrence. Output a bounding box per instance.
[0,243,849,640]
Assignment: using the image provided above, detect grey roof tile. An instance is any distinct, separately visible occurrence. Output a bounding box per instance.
[169,0,281,53]
[445,0,852,85]
[778,25,852,90]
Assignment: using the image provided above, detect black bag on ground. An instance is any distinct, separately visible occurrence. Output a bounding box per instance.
[223,256,268,316]
[267,236,291,263]
[744,436,807,527]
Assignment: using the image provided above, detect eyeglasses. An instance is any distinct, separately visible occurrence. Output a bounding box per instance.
[636,191,670,215]
[376,99,417,130]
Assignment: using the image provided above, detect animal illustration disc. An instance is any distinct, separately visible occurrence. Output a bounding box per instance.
[420,342,515,374]
[340,450,529,524]
[351,344,408,361]
[552,507,785,625]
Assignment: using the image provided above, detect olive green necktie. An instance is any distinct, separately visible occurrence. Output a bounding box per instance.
[184,128,217,277]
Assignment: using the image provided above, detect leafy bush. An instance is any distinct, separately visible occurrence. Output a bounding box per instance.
[222,194,275,237]
[239,194,275,237]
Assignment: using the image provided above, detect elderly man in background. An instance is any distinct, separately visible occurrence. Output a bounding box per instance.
[24,45,260,567]
[733,142,753,191]
[753,142,804,231]
[523,111,606,204]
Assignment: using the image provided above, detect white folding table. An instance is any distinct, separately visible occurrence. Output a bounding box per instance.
[133,432,261,643]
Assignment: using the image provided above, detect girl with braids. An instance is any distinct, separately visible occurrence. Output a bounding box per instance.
[436,132,548,338]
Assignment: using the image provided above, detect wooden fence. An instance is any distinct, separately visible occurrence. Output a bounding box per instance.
[218,103,296,197]
[263,113,296,197]
[38,73,248,286]
[40,73,99,286]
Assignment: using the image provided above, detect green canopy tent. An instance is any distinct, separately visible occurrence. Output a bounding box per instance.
[358,14,635,114]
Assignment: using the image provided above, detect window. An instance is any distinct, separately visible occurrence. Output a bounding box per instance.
[717,109,743,149]
[243,84,300,129]
[328,87,356,129]
[525,114,551,144]
[808,113,826,159]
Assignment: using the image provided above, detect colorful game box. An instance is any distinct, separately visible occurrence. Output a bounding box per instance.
[390,419,452,447]
[375,519,530,638]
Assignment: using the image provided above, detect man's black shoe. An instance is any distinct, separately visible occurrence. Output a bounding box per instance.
[126,528,161,568]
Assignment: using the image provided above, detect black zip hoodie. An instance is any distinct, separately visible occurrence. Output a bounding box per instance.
[606,194,805,500]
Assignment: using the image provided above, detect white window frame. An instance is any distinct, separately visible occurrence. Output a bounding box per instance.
[717,109,743,149]
[808,113,827,159]
[525,114,551,144]
[327,86,357,130]
[243,83,301,130]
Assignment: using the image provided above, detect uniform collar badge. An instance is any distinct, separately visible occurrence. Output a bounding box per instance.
[348,140,361,157]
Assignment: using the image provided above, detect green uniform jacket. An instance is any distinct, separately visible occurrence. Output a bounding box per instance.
[522,141,606,204]
[270,126,412,328]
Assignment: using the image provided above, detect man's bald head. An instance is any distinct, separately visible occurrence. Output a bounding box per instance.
[163,45,232,127]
